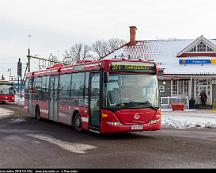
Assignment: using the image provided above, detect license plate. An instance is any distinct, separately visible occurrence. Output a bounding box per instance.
[131,125,143,130]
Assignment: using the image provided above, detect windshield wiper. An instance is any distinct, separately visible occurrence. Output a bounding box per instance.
[147,104,159,111]
[115,101,159,110]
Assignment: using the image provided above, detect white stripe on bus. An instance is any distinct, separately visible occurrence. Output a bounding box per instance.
[81,117,88,123]
[40,109,48,114]
[59,112,70,118]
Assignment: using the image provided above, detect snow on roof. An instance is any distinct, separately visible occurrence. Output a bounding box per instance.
[104,39,216,75]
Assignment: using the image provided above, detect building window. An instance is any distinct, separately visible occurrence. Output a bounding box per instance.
[207,46,213,51]
[197,42,206,52]
[189,42,214,52]
[172,80,189,96]
[189,46,196,52]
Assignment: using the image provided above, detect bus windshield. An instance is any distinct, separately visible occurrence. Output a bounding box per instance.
[0,85,15,95]
[104,74,159,109]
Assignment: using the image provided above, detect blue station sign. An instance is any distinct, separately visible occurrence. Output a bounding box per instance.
[179,59,216,65]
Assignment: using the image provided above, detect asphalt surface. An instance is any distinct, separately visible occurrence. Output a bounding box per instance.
[0,103,216,169]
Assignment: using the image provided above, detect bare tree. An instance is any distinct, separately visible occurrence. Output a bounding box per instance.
[108,38,127,52]
[64,38,127,63]
[63,43,92,64]
[91,40,109,60]
[92,38,127,60]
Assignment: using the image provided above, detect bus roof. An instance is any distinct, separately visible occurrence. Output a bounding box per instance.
[26,59,157,78]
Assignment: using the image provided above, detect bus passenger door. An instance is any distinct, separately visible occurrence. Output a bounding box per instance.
[27,78,33,114]
[89,73,101,132]
[49,75,59,121]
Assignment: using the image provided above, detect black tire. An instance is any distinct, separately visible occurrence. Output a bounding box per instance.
[35,106,41,121]
[72,112,82,132]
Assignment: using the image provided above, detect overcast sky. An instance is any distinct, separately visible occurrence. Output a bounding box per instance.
[0,0,216,80]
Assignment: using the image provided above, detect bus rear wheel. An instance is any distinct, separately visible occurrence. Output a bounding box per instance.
[35,106,41,121]
[73,112,82,132]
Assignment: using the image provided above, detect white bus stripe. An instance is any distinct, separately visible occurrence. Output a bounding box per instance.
[81,117,89,123]
[40,109,48,114]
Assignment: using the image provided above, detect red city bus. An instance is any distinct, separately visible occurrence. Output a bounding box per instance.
[0,80,16,103]
[24,59,161,134]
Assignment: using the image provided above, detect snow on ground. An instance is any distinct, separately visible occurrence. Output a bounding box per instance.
[162,110,216,129]
[0,107,14,118]
[15,94,24,106]
[10,118,26,123]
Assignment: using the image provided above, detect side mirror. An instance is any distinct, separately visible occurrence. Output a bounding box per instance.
[104,72,109,83]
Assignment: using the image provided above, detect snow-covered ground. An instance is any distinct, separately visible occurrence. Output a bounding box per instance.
[162,110,216,129]
[15,94,24,106]
[8,95,216,129]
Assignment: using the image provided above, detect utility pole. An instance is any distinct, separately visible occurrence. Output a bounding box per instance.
[27,48,31,72]
[8,68,11,81]
[17,58,22,93]
[25,34,63,78]
[27,35,31,72]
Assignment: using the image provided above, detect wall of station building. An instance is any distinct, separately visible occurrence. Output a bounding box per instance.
[158,77,216,107]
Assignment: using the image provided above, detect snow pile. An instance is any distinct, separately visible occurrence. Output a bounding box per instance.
[162,110,216,129]
[15,95,24,105]
[10,118,26,123]
[0,107,14,118]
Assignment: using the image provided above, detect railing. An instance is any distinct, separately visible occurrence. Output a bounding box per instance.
[160,96,189,110]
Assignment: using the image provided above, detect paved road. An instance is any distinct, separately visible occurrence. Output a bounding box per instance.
[0,103,216,168]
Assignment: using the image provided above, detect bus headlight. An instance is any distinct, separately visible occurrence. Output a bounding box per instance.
[106,121,122,126]
[148,119,160,125]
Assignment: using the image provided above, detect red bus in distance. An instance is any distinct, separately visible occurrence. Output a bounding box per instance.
[24,59,161,134]
[0,80,16,103]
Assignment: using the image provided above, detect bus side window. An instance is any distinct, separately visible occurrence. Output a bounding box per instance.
[41,76,49,101]
[59,74,72,99]
[33,77,42,100]
[71,73,85,106]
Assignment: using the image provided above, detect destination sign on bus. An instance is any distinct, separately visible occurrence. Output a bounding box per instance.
[110,62,156,74]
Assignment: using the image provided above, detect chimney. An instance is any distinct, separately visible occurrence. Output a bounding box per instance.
[129,26,137,46]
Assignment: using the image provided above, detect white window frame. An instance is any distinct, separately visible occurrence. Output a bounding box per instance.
[171,80,189,97]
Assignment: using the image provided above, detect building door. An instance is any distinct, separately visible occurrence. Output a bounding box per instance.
[49,75,59,121]
[195,79,212,105]
[89,73,101,132]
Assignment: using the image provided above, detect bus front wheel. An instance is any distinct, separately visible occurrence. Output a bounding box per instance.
[72,112,82,132]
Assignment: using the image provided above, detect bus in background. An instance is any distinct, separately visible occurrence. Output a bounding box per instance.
[24,59,161,134]
[0,80,16,103]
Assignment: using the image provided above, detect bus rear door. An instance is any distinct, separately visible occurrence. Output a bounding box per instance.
[89,72,101,133]
[49,75,59,121]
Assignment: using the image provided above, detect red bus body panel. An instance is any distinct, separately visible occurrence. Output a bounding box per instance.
[0,94,15,103]
[100,109,161,134]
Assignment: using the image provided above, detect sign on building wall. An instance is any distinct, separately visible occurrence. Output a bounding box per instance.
[179,59,216,65]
